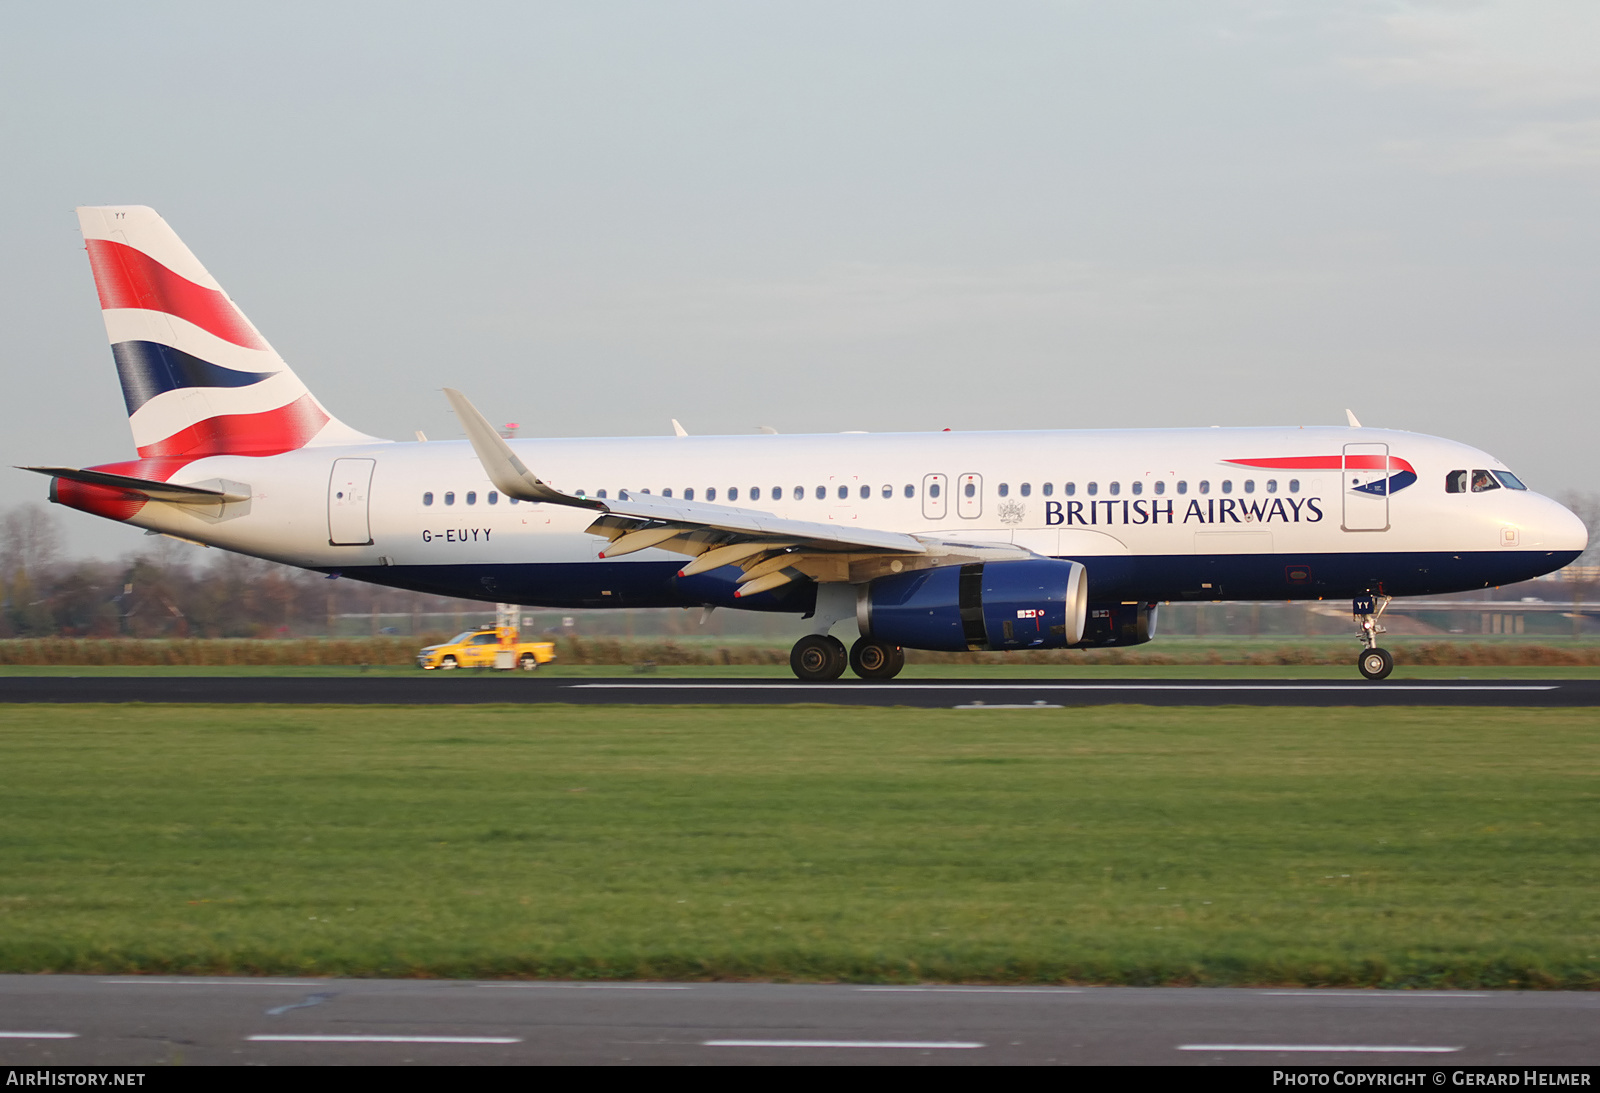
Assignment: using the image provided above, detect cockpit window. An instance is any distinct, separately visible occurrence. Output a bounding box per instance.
[1445,470,1467,494]
[1471,469,1500,493]
[1494,471,1527,491]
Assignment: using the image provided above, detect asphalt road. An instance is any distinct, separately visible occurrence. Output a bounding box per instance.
[0,675,1596,706]
[0,976,1594,1066]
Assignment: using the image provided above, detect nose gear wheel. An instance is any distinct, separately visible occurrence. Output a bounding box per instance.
[1352,594,1395,681]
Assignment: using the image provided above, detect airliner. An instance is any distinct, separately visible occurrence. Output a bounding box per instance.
[23,206,1587,681]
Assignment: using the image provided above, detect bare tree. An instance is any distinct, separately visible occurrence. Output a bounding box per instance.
[0,503,64,581]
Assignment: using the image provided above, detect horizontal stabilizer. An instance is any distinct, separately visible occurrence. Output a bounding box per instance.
[18,466,249,504]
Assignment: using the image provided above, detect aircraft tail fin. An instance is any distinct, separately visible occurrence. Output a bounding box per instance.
[75,206,378,461]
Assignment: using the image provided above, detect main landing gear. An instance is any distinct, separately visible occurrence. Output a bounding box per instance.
[788,634,906,681]
[788,583,906,682]
[1353,594,1394,680]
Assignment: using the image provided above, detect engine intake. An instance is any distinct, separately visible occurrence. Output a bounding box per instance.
[857,559,1089,652]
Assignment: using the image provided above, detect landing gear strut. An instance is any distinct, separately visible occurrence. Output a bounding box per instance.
[1353,594,1394,680]
[790,634,847,681]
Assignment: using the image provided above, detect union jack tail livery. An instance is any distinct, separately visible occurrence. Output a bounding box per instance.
[77,205,373,462]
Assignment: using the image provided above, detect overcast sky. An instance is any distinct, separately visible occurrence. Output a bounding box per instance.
[3,1,1597,557]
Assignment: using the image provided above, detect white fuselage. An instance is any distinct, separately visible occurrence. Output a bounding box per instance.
[89,424,1585,611]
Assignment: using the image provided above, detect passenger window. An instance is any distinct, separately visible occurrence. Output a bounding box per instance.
[423,491,434,506]
[1220,481,1232,495]
[727,487,737,502]
[998,483,1009,498]
[793,486,803,501]
[684,488,694,501]
[1289,479,1300,493]
[747,487,757,501]
[929,483,941,499]
[1154,480,1165,495]
[597,490,607,499]
[466,491,477,505]
[1087,482,1098,496]
[1198,481,1210,495]
[860,485,870,499]
[1471,469,1500,492]
[838,485,848,500]
[444,491,455,505]
[1109,481,1120,496]
[488,491,499,504]
[1064,482,1076,496]
[1131,481,1142,496]
[1177,481,1187,495]
[1445,470,1467,494]
[1495,471,1527,490]
[904,484,915,498]
[1243,480,1255,494]
[1266,480,1277,494]
[1020,482,1031,497]
[510,498,520,505]
[881,484,892,499]
[815,485,826,500]
[1042,482,1053,497]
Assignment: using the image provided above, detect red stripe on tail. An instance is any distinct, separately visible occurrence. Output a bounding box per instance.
[85,239,269,351]
[136,395,329,460]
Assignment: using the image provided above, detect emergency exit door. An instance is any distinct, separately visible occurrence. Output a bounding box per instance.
[1341,443,1390,532]
[328,458,375,545]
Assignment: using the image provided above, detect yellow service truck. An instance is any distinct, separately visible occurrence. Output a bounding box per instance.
[417,626,557,671]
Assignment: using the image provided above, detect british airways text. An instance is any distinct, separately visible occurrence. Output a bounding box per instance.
[1043,498,1324,526]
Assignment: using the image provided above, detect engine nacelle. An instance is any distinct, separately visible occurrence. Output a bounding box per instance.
[857,559,1089,652]
[1077,602,1159,648]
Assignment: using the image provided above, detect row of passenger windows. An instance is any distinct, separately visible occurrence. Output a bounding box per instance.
[422,478,1304,506]
[422,490,511,506]
[997,478,1300,497]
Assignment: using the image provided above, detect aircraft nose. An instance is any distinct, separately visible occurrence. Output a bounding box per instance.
[1536,495,1589,554]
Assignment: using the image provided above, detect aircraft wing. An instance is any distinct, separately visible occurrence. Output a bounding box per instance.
[445,388,1029,596]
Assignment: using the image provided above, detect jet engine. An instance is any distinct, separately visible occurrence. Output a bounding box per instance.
[1078,602,1159,647]
[856,559,1089,652]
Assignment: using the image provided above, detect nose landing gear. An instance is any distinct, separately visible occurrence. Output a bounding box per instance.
[1353,594,1394,680]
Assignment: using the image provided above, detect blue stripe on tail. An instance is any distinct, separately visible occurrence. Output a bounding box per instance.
[110,341,278,414]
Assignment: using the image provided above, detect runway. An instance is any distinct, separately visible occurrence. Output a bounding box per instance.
[0,675,1596,706]
[0,975,1593,1066]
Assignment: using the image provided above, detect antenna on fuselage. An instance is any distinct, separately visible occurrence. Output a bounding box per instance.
[1345,409,1363,428]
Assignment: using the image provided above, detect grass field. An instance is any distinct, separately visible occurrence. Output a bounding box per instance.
[0,703,1595,987]
[4,663,1600,679]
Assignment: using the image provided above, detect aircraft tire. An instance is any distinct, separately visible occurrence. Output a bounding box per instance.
[849,637,905,680]
[1358,647,1394,681]
[791,634,847,682]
